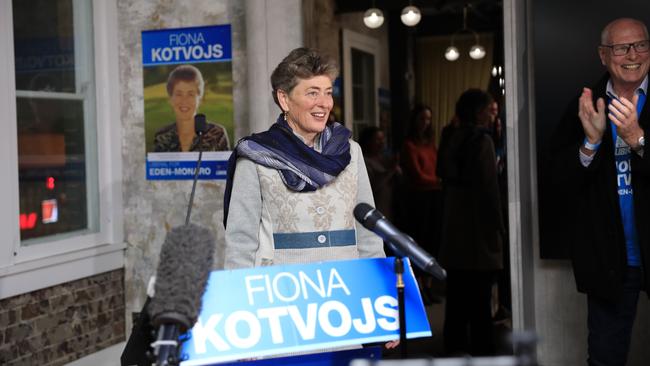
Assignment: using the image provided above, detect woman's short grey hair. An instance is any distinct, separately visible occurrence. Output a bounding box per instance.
[166,64,205,97]
[270,47,339,108]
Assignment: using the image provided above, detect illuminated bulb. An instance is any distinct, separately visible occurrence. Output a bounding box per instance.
[469,45,486,59]
[491,66,498,77]
[400,6,422,26]
[363,8,384,29]
[445,46,460,61]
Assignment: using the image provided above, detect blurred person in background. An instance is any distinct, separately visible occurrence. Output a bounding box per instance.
[437,89,504,356]
[359,126,401,222]
[400,104,443,303]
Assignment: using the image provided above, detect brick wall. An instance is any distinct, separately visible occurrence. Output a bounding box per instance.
[0,269,125,365]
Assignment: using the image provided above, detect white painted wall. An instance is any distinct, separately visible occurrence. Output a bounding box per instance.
[117,0,303,334]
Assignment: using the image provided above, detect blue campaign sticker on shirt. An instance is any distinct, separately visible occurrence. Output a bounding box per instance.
[142,24,232,66]
[179,257,431,365]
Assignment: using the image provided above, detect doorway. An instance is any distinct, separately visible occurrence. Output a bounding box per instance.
[307,0,510,357]
[342,28,380,140]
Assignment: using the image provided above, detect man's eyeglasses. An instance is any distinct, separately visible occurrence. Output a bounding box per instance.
[600,40,650,56]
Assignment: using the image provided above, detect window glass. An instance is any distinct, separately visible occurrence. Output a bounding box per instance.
[13,0,98,242]
[351,48,376,140]
[13,0,76,93]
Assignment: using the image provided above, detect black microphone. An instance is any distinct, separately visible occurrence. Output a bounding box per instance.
[354,203,446,281]
[194,113,207,135]
[148,223,215,366]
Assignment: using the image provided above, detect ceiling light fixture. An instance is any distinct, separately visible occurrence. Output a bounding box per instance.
[444,5,486,61]
[469,44,486,59]
[445,46,460,61]
[400,3,422,27]
[363,3,384,29]
[491,65,503,77]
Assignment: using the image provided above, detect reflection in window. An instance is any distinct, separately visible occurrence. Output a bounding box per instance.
[351,48,376,140]
[13,0,98,242]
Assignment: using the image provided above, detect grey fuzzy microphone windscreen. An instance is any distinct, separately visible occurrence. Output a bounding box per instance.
[148,223,215,329]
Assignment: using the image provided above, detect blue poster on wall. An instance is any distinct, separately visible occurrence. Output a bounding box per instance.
[142,25,232,66]
[179,257,431,365]
[141,24,234,180]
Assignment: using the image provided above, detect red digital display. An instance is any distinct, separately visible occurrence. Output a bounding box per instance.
[46,176,55,190]
[19,213,37,230]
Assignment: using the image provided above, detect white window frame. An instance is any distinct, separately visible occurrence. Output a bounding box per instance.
[0,0,124,299]
[341,28,381,133]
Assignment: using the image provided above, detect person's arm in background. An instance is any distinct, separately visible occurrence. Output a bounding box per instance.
[436,125,453,180]
[365,157,399,193]
[224,158,261,269]
[401,141,438,186]
[353,142,386,259]
[477,135,504,232]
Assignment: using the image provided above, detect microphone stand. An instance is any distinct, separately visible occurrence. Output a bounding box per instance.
[185,146,203,225]
[153,324,181,366]
[151,114,206,365]
[120,297,155,366]
[185,121,205,225]
[394,256,408,359]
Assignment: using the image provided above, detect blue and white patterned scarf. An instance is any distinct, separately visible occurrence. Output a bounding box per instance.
[223,114,352,227]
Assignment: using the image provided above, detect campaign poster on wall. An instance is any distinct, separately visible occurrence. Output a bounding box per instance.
[142,25,233,180]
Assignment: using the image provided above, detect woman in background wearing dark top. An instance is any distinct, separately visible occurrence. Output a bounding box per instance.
[436,89,504,356]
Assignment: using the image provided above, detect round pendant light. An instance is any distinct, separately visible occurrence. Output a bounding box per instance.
[363,8,384,29]
[444,46,460,61]
[400,5,422,27]
[469,44,486,60]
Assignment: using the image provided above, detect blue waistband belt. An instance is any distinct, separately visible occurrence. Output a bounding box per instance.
[273,229,356,249]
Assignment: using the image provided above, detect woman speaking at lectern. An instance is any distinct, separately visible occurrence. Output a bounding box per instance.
[222,47,385,270]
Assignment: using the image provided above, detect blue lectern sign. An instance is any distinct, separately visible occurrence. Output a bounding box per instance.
[180,257,431,365]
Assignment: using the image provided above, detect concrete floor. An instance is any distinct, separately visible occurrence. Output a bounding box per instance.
[381,297,514,360]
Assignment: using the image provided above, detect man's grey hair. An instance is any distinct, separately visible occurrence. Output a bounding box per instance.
[601,18,649,45]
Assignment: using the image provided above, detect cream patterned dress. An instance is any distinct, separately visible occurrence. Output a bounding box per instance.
[224,140,385,269]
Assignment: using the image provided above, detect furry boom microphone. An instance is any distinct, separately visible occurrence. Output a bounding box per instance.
[148,223,215,366]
